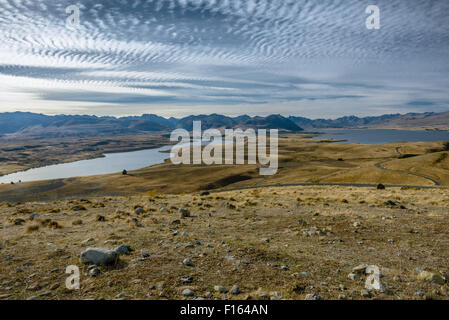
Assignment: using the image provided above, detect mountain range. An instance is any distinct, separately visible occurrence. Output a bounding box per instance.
[0,111,448,138]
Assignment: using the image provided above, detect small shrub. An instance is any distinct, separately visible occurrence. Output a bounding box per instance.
[72,219,83,226]
[48,221,62,229]
[25,224,40,233]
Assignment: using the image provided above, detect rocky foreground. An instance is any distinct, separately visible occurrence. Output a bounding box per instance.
[0,186,448,300]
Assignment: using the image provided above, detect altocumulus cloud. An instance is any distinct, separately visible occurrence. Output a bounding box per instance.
[0,0,448,118]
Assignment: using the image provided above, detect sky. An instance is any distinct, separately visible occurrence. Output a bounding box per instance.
[0,0,448,119]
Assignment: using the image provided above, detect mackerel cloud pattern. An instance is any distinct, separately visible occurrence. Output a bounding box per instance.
[0,0,448,117]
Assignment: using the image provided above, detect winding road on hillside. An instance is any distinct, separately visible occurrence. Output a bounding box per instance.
[212,147,441,193]
[374,146,440,186]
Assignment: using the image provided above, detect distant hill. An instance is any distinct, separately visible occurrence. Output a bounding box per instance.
[0,112,302,138]
[1,110,448,139]
[289,112,449,130]
[289,114,402,129]
[240,114,302,131]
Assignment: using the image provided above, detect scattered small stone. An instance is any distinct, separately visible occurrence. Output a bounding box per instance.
[304,293,323,300]
[230,285,240,295]
[14,218,26,225]
[214,285,227,293]
[200,191,210,196]
[353,221,361,228]
[182,289,194,297]
[338,294,347,300]
[260,238,270,243]
[183,258,193,266]
[141,250,149,258]
[134,207,144,214]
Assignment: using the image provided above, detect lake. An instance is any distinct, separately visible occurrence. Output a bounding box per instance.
[0,146,172,184]
[313,129,449,145]
[2,129,449,183]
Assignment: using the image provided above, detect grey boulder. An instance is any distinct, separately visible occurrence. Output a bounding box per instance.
[80,248,118,266]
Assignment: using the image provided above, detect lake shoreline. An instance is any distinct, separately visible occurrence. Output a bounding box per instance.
[1,129,449,185]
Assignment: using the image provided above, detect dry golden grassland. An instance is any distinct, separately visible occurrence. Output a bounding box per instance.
[0,186,448,300]
[1,134,448,202]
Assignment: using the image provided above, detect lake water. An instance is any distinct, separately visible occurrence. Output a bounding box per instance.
[314,129,449,145]
[2,130,449,183]
[0,140,224,184]
[0,146,172,184]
